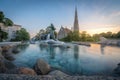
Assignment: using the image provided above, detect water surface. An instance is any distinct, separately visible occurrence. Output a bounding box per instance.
[13,43,120,75]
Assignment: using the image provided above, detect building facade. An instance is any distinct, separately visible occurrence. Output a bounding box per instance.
[57,26,71,39]
[0,23,21,41]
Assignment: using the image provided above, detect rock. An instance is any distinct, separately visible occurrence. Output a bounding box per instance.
[0,47,4,60]
[5,68,19,74]
[34,59,51,75]
[0,48,16,73]
[0,74,119,80]
[12,47,20,53]
[18,67,36,75]
[114,63,120,76]
[49,70,69,77]
[0,59,7,73]
[1,45,12,52]
[1,45,15,61]
[0,59,16,73]
[0,47,2,53]
[4,60,16,69]
[0,49,7,73]
[6,67,36,75]
[117,41,120,46]
[2,52,15,61]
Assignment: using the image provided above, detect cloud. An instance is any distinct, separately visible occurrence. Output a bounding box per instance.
[101,11,120,20]
[81,26,120,35]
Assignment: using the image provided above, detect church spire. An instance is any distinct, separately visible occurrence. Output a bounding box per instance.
[73,7,79,32]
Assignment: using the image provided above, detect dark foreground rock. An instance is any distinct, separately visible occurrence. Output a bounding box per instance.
[1,45,12,52]
[6,67,36,75]
[18,67,36,75]
[34,59,51,75]
[2,52,15,61]
[0,49,16,73]
[0,74,119,80]
[49,70,69,77]
[1,45,15,61]
[0,59,16,73]
[0,47,2,53]
[12,46,20,53]
[114,63,120,76]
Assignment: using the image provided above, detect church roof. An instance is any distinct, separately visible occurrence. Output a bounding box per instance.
[64,28,71,33]
[58,26,71,34]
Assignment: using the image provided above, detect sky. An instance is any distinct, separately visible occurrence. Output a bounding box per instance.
[0,0,120,37]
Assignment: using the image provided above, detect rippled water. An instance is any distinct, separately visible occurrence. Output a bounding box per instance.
[13,43,120,75]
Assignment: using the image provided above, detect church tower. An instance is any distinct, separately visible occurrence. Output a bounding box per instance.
[73,7,79,32]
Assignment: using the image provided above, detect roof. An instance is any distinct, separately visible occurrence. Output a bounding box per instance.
[13,24,22,27]
[64,28,71,33]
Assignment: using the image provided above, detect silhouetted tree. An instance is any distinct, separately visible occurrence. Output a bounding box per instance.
[0,11,4,22]
[0,28,8,41]
[3,18,13,26]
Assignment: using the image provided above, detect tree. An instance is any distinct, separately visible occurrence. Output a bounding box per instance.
[80,31,87,41]
[39,29,45,35]
[0,11,4,22]
[14,28,30,41]
[60,31,80,42]
[72,31,80,41]
[92,34,100,42]
[106,32,112,38]
[0,11,13,26]
[0,28,8,42]
[3,18,13,26]
[116,31,120,38]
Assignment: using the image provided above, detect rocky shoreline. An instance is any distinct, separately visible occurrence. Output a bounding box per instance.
[0,74,120,80]
[0,43,120,80]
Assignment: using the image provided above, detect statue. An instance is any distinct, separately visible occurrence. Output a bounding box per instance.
[46,24,56,40]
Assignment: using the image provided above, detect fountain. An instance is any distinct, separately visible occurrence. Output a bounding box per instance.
[47,34,50,40]
[39,26,67,47]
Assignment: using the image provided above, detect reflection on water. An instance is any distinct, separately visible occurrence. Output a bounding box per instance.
[17,44,29,53]
[49,45,55,59]
[13,43,120,76]
[74,45,79,60]
[100,45,105,55]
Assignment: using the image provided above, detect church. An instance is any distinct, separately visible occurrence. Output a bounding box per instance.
[57,7,79,39]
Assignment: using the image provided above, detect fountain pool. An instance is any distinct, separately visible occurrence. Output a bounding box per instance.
[13,43,120,76]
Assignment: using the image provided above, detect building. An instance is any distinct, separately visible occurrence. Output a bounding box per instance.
[73,7,79,32]
[57,7,79,39]
[6,24,21,40]
[0,23,21,41]
[57,26,71,39]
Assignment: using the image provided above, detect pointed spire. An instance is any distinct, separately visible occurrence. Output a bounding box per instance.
[73,6,79,32]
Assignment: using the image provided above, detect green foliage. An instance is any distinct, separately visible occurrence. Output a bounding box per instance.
[0,11,13,26]
[0,11,4,22]
[79,31,95,42]
[116,31,120,38]
[54,31,57,39]
[3,18,13,26]
[60,31,80,42]
[99,31,120,39]
[0,28,8,42]
[92,34,100,42]
[61,31,120,42]
[14,28,30,41]
[80,31,87,41]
